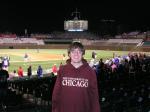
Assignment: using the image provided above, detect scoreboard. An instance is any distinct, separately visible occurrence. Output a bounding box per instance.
[64,20,88,31]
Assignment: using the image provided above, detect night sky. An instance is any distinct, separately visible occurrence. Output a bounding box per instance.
[0,1,149,35]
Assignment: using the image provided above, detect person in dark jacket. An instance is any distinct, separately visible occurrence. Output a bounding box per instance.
[52,42,100,112]
[37,65,43,78]
[0,63,9,110]
[27,65,32,78]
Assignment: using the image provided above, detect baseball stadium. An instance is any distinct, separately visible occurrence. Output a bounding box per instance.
[0,10,150,112]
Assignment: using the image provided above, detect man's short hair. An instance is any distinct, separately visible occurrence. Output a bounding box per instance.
[68,42,85,55]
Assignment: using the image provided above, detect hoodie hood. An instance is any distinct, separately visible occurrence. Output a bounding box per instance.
[66,58,89,70]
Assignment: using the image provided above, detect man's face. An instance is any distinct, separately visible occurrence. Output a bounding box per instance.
[69,48,83,63]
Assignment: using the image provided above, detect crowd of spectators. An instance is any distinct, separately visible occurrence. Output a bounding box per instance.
[92,52,150,80]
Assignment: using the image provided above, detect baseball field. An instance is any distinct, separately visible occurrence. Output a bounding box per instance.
[0,48,146,76]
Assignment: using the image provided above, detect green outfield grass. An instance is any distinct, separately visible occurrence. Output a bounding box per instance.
[0,49,130,74]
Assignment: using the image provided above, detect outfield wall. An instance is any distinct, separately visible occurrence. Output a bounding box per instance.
[0,44,149,52]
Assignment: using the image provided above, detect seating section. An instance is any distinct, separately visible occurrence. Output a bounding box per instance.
[99,72,150,112]
[3,67,149,112]
[0,38,45,45]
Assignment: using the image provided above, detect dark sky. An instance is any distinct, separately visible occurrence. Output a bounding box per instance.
[0,1,149,34]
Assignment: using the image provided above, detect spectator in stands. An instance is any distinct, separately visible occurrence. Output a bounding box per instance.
[52,42,100,112]
[8,70,16,80]
[89,58,95,68]
[17,66,23,78]
[62,53,66,60]
[13,70,17,76]
[51,64,58,76]
[111,61,117,73]
[96,58,105,77]
[27,65,32,78]
[92,51,97,60]
[2,56,10,71]
[0,63,9,110]
[37,65,43,78]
